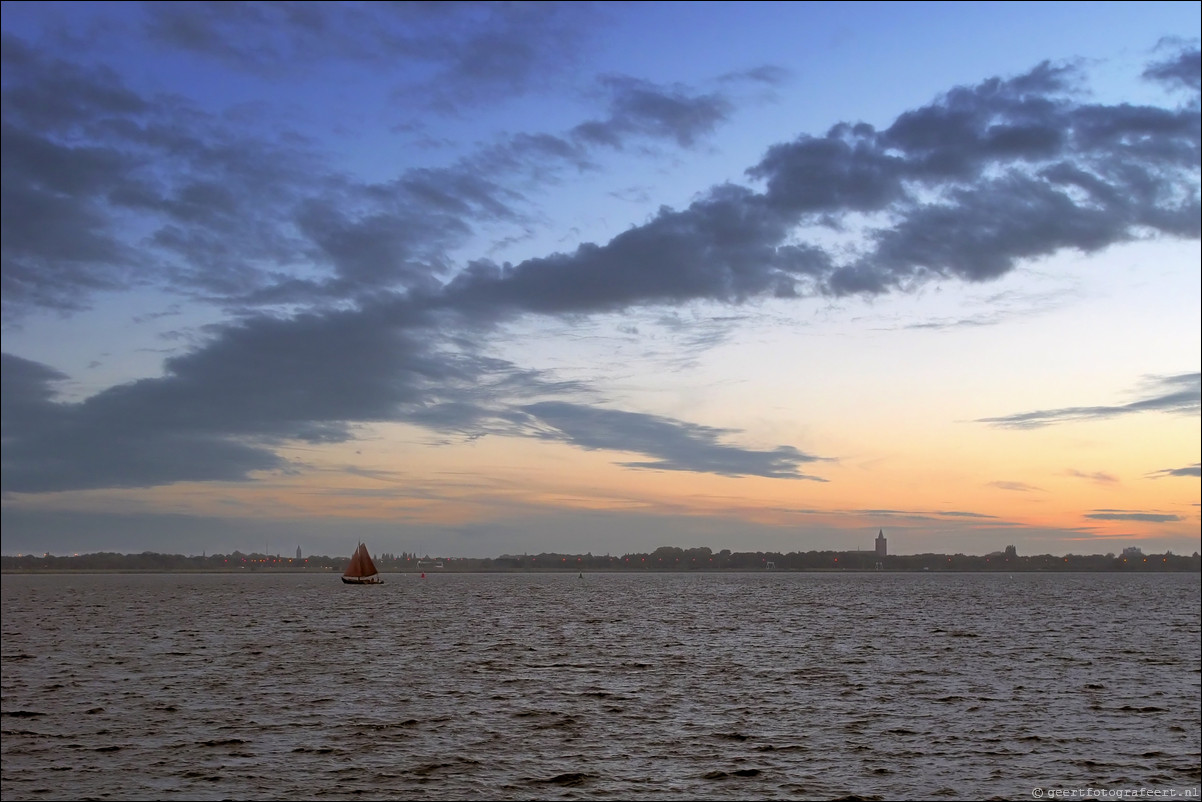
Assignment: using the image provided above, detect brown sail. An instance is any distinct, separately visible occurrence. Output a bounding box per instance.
[341,542,383,584]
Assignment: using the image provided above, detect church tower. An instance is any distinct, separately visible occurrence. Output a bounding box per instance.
[875,529,887,558]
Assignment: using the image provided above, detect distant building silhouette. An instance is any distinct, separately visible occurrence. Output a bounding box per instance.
[875,529,887,558]
[296,545,302,559]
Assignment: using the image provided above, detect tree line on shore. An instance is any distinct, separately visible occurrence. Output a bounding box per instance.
[2,544,1198,572]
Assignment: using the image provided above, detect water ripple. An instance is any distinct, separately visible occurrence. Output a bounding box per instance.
[2,571,1199,800]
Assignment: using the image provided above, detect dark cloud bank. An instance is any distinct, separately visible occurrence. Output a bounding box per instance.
[2,24,1198,495]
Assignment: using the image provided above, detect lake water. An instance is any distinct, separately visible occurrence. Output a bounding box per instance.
[2,571,1199,801]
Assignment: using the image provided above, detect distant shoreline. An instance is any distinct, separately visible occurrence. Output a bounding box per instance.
[4,567,1199,575]
[5,546,1198,574]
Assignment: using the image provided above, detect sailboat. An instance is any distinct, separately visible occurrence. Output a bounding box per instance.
[341,542,383,585]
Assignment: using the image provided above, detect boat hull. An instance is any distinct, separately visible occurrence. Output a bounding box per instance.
[341,576,383,585]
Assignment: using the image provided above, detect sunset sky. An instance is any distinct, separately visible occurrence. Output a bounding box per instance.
[2,1,1199,559]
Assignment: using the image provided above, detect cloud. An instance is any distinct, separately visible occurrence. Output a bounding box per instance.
[0,354,72,447]
[718,65,792,87]
[1085,510,1181,523]
[437,50,1201,314]
[1,305,822,491]
[854,508,1002,522]
[988,481,1045,492]
[440,73,750,186]
[0,299,564,491]
[518,401,829,480]
[977,373,1200,429]
[142,1,595,107]
[1147,463,1202,478]
[439,184,818,317]
[0,352,286,493]
[2,27,765,323]
[900,287,1072,331]
[7,38,1198,323]
[572,75,733,149]
[1065,470,1121,484]
[2,32,347,315]
[3,44,1199,496]
[0,308,429,492]
[1143,44,1201,92]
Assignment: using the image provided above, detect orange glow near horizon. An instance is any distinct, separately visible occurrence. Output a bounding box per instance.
[4,406,1195,556]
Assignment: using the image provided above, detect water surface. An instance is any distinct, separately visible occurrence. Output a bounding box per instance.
[2,571,1199,800]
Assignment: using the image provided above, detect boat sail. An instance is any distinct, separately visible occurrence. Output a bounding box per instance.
[341,542,383,585]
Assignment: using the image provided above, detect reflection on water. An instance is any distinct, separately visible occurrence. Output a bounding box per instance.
[2,572,1199,800]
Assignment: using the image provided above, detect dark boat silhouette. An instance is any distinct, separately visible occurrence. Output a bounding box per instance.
[341,542,383,585]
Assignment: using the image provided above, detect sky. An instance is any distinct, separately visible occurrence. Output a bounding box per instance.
[1,1,1199,560]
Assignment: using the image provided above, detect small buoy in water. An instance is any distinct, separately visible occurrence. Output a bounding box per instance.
[420,572,426,579]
